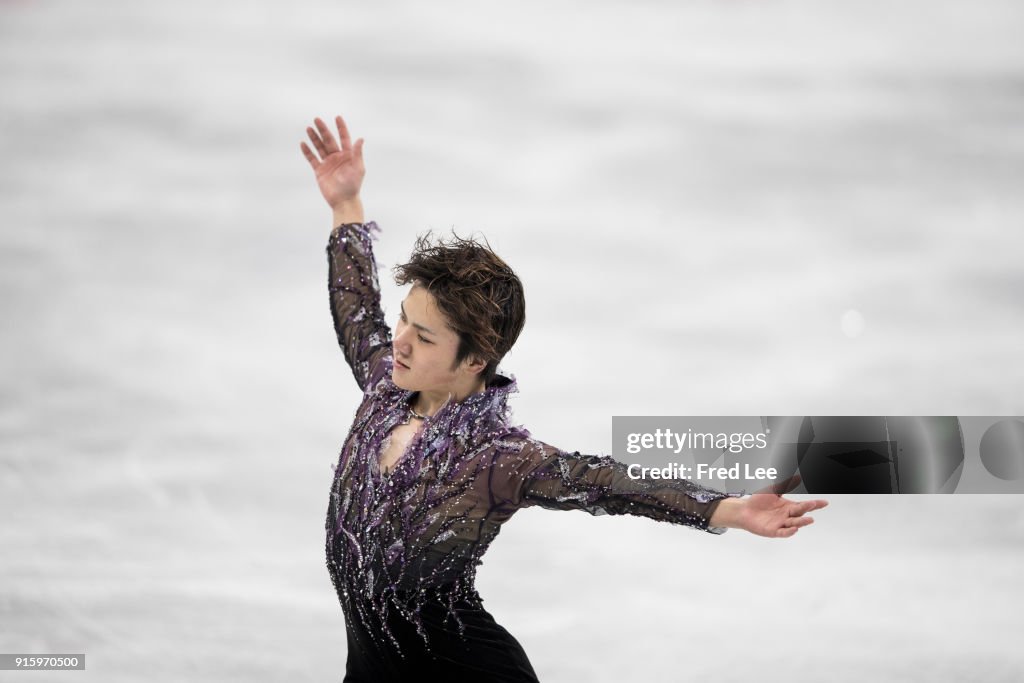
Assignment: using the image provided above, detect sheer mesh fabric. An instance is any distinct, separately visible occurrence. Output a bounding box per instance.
[324,221,742,677]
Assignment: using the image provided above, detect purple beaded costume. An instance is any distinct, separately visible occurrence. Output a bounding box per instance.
[324,221,742,681]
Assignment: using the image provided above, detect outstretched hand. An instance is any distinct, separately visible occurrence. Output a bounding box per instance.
[736,475,829,538]
[300,115,365,209]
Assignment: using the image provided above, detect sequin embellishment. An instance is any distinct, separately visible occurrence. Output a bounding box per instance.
[324,221,743,659]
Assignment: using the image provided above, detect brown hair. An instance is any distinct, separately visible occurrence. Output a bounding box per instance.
[393,231,525,385]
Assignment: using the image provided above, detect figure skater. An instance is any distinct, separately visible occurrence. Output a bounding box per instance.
[300,114,828,682]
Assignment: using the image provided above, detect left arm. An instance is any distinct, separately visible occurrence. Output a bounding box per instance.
[498,438,745,534]
[495,438,827,537]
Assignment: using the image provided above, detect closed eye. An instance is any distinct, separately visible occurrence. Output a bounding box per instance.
[400,303,434,343]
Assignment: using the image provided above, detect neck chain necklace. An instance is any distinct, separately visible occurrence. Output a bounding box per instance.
[408,404,430,420]
[408,391,456,421]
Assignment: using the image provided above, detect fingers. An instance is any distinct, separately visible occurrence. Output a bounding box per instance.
[774,516,813,537]
[307,124,330,158]
[299,114,364,176]
[784,499,827,517]
[302,116,361,169]
[315,116,341,154]
[335,115,352,150]
[803,499,829,513]
[765,501,822,538]
[299,141,320,170]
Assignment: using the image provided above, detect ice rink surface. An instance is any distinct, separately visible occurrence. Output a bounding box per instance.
[2,0,1023,680]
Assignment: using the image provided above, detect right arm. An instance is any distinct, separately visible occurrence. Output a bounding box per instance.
[302,115,392,393]
[325,218,392,393]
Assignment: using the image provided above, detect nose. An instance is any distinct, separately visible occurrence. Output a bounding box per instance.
[393,324,413,357]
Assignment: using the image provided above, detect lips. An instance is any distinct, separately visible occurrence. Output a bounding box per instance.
[394,358,410,370]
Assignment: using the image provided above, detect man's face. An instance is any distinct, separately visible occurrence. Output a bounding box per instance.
[392,284,479,393]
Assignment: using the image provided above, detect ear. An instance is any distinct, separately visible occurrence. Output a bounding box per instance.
[462,354,488,376]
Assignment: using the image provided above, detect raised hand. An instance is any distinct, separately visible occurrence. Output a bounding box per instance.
[300,115,365,210]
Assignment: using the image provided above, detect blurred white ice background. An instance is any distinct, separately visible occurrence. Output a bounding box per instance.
[2,0,1024,681]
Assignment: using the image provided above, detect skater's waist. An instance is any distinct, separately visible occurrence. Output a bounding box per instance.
[331,539,480,585]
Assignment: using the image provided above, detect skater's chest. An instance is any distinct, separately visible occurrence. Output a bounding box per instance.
[377,420,421,476]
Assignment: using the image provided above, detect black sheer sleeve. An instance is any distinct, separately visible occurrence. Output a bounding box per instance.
[326,221,393,393]
[496,437,744,534]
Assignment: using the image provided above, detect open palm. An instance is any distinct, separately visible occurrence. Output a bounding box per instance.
[739,475,829,538]
[300,115,365,208]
